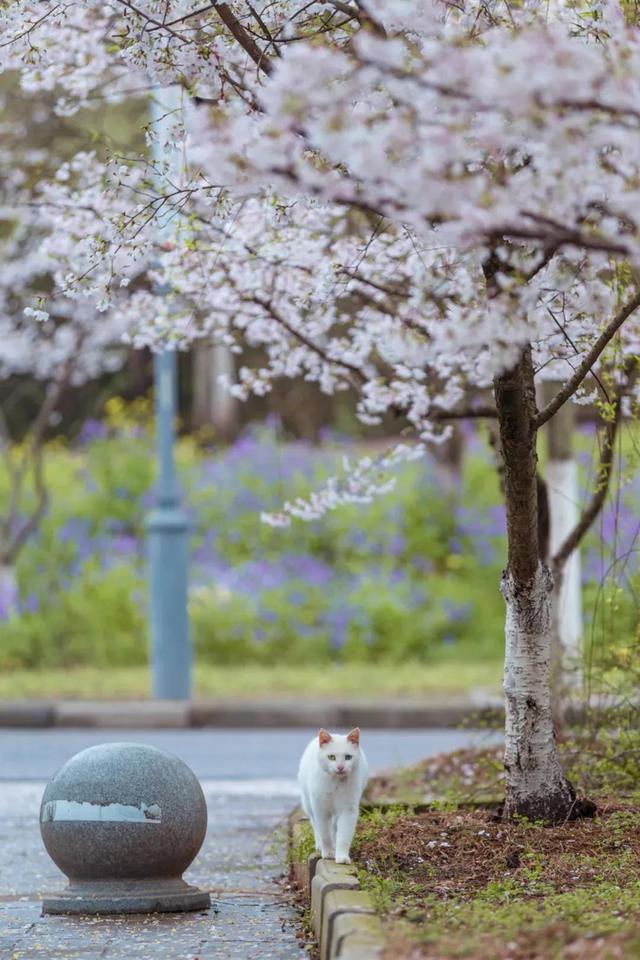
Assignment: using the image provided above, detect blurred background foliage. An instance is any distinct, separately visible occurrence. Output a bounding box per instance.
[0,397,500,670]
[0,395,638,691]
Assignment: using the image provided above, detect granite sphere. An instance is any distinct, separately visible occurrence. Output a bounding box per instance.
[40,742,208,883]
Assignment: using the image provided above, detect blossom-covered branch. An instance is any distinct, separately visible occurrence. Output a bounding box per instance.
[536,290,640,428]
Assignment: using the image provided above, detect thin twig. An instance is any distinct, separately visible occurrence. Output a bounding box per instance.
[536,289,640,428]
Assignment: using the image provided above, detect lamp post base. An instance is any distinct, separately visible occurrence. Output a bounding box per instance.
[42,878,211,915]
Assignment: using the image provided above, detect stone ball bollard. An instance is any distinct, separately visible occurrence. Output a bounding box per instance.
[39,742,211,915]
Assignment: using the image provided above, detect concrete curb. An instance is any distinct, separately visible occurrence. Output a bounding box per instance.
[289,810,385,960]
[0,697,502,729]
[0,702,56,727]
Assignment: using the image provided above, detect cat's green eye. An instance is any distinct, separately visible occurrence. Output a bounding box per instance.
[345,754,352,760]
[327,754,336,761]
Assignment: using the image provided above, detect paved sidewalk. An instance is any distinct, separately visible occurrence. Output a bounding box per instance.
[0,780,303,960]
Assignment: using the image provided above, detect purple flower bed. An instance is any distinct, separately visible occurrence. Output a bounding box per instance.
[3,417,636,668]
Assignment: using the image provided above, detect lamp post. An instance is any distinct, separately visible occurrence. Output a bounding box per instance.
[145,85,192,700]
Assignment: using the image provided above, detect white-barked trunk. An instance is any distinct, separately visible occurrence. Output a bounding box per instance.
[502,564,575,820]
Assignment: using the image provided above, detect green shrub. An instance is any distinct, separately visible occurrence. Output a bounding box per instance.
[1,403,636,673]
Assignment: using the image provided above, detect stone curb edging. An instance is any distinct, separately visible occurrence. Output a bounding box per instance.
[289,810,386,960]
[0,697,502,729]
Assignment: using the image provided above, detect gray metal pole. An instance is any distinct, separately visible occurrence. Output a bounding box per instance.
[145,85,192,700]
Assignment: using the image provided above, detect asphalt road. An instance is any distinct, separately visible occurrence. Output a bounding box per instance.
[0,727,499,781]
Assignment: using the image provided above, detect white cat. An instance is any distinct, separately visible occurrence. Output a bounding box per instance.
[298,727,369,864]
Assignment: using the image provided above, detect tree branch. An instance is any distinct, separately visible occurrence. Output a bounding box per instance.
[146,3,218,32]
[552,394,622,573]
[248,295,367,388]
[246,2,281,55]
[248,296,500,423]
[4,429,49,565]
[0,406,28,548]
[1,363,72,565]
[322,0,361,19]
[0,3,61,48]
[338,266,409,299]
[212,2,273,75]
[429,405,497,420]
[536,289,640,429]
[115,0,272,74]
[116,0,192,43]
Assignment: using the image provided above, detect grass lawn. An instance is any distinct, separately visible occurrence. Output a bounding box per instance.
[0,658,503,700]
[344,741,640,959]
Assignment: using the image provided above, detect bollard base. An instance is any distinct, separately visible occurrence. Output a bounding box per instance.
[42,878,211,915]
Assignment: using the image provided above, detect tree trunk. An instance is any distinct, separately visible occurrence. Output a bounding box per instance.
[192,341,239,441]
[432,423,464,487]
[494,349,576,822]
[501,565,575,819]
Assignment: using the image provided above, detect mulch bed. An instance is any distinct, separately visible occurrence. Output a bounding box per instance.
[357,802,640,899]
[354,801,640,960]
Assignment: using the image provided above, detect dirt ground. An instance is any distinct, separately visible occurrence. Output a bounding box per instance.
[355,745,640,960]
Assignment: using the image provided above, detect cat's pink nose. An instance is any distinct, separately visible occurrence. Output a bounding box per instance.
[337,765,346,773]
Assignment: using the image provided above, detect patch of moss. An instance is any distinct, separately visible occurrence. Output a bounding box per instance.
[290,819,316,865]
[409,879,640,957]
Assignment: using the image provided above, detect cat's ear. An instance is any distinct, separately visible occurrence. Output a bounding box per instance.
[318,729,332,746]
[346,727,360,746]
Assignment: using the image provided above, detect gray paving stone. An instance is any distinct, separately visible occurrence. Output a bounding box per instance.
[0,780,305,959]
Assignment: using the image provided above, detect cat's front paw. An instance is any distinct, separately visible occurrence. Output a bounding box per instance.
[335,854,351,864]
[320,850,335,860]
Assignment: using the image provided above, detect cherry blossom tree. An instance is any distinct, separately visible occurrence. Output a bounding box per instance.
[2,0,640,821]
[0,140,130,614]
